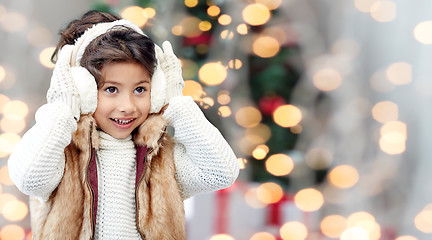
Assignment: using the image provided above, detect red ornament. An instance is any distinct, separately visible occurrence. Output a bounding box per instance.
[183,33,212,46]
[259,95,286,115]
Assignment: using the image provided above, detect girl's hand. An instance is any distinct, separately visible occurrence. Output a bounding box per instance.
[155,41,185,101]
[46,45,81,121]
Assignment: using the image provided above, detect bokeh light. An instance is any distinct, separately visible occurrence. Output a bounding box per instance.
[218,106,232,117]
[252,144,269,160]
[279,221,308,240]
[39,47,56,69]
[242,4,271,26]
[2,199,28,222]
[0,94,9,114]
[273,104,302,128]
[313,68,342,91]
[237,24,249,35]
[239,135,261,155]
[0,193,16,211]
[171,25,182,36]
[345,212,380,240]
[290,124,303,134]
[218,14,232,25]
[238,157,248,169]
[0,133,21,158]
[379,120,407,155]
[245,187,267,208]
[252,36,280,58]
[354,0,377,13]
[209,234,235,240]
[395,236,418,240]
[183,80,204,101]
[265,153,294,176]
[0,118,26,134]
[255,0,283,10]
[370,0,397,22]
[414,21,432,44]
[414,209,432,233]
[121,6,148,27]
[262,26,288,45]
[0,224,25,240]
[235,106,262,128]
[143,8,156,18]
[256,182,284,204]
[228,59,243,69]
[185,0,198,8]
[199,21,212,31]
[217,91,231,105]
[199,62,227,86]
[294,188,324,212]
[200,96,215,109]
[386,62,412,85]
[0,65,5,82]
[1,12,27,32]
[347,211,376,227]
[220,30,234,40]
[328,165,359,189]
[320,215,347,238]
[340,227,369,240]
[178,16,202,38]
[2,100,29,120]
[207,5,221,17]
[250,232,276,240]
[0,166,14,185]
[372,101,398,123]
[245,124,272,145]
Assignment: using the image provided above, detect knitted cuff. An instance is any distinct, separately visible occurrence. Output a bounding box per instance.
[35,103,78,133]
[166,74,185,99]
[162,96,198,127]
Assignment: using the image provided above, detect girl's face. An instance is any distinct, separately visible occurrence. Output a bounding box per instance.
[93,61,151,139]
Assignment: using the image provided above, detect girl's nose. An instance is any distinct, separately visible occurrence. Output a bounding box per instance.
[118,94,137,113]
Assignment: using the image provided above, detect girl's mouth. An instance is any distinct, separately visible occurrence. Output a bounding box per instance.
[110,118,135,129]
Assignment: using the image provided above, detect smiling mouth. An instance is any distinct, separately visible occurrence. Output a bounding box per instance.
[111,118,135,125]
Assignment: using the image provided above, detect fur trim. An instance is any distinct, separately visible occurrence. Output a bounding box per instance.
[72,114,100,150]
[133,113,168,150]
[137,135,186,240]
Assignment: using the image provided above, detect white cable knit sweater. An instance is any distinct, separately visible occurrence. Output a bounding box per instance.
[95,131,141,239]
[8,96,239,235]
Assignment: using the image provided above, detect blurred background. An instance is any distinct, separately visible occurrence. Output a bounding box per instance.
[1,0,432,239]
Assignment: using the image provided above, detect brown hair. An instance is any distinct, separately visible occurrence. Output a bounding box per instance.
[52,10,156,87]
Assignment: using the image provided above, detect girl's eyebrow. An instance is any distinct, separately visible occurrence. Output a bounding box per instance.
[102,79,150,85]
[137,80,151,84]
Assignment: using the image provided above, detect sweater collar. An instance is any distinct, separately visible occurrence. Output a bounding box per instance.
[98,131,134,150]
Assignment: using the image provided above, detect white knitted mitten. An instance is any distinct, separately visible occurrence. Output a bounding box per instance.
[155,41,185,100]
[46,45,81,121]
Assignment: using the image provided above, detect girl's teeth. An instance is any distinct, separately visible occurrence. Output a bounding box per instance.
[114,119,133,124]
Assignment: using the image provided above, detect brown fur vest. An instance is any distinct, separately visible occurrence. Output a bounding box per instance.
[29,113,186,240]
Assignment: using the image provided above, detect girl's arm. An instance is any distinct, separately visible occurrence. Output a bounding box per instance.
[163,96,239,199]
[8,45,85,201]
[8,103,77,200]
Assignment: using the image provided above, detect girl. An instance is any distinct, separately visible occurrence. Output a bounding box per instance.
[8,10,239,240]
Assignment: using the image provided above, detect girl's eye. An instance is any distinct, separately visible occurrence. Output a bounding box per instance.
[105,87,117,94]
[135,87,146,94]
